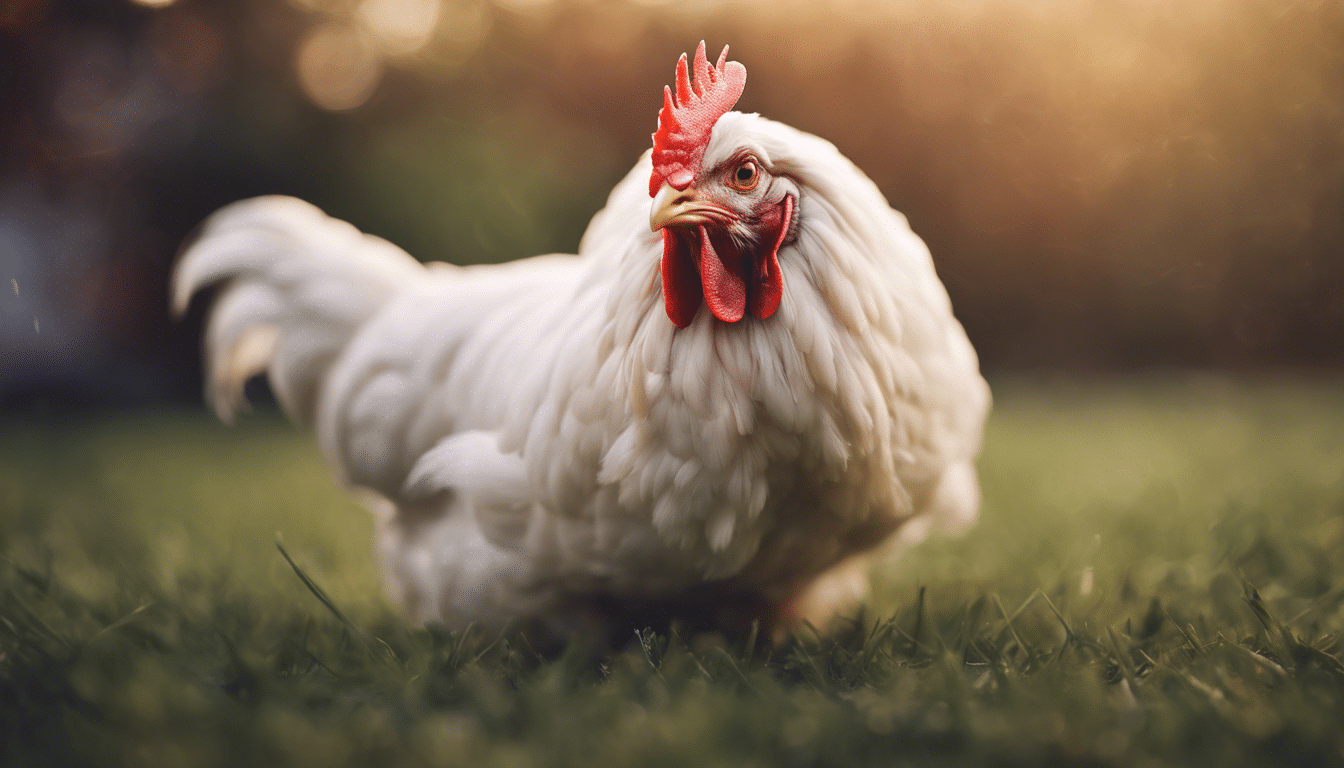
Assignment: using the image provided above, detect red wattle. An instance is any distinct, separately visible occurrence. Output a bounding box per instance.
[749,194,792,320]
[661,229,702,328]
[699,225,746,323]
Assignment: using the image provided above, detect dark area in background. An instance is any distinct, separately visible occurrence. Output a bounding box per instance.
[1,0,1341,414]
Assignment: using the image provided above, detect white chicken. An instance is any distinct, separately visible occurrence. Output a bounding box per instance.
[173,43,990,640]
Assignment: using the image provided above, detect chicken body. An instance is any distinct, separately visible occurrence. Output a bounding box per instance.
[174,94,989,638]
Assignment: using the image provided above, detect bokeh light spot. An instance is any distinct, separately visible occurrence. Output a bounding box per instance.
[491,0,553,15]
[358,0,441,55]
[295,23,384,111]
[431,0,489,67]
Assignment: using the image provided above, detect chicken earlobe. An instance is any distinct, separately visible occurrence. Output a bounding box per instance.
[658,194,794,327]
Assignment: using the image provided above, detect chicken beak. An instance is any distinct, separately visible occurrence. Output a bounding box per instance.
[650,182,700,232]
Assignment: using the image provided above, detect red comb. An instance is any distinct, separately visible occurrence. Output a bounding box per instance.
[650,42,747,197]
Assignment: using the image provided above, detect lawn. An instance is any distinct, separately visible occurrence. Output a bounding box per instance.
[2,377,1343,767]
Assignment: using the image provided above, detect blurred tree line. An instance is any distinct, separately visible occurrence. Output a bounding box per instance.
[1,0,1341,410]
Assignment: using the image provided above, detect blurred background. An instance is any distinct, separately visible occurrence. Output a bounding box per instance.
[1,0,1341,413]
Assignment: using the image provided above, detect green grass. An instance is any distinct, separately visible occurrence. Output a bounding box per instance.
[2,377,1343,767]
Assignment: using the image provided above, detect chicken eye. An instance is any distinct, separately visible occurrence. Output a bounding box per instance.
[728,160,759,191]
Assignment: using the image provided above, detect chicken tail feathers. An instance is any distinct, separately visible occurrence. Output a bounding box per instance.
[172,196,425,425]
